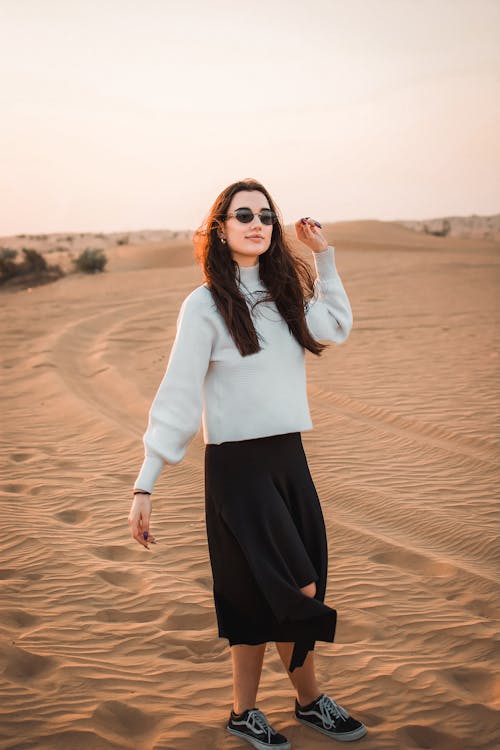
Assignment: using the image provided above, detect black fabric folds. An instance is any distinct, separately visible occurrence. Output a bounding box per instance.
[204,431,337,672]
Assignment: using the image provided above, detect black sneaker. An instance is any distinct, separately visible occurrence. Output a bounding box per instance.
[295,693,367,742]
[226,707,291,749]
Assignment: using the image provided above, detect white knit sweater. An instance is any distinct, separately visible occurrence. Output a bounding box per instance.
[134,245,353,493]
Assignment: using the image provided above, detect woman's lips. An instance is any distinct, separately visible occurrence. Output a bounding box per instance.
[247,237,263,241]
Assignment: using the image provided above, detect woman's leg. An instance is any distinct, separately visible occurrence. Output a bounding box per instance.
[229,581,319,714]
[275,580,322,706]
[230,642,267,714]
[275,643,321,706]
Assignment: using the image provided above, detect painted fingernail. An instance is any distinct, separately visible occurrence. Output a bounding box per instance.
[300,218,306,224]
[143,531,149,540]
[314,221,322,228]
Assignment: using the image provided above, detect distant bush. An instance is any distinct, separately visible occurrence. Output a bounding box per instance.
[424,219,451,237]
[0,247,64,287]
[116,236,129,245]
[0,248,19,281]
[0,248,18,259]
[22,248,47,271]
[72,248,108,273]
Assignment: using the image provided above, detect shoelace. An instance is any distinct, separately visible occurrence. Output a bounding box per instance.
[244,709,277,740]
[317,694,350,729]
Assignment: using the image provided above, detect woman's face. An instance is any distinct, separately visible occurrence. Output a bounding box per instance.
[223,190,273,266]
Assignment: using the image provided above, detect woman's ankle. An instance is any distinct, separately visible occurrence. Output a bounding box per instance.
[297,691,322,709]
[233,705,256,716]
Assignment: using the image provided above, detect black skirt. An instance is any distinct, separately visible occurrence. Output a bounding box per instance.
[204,431,337,672]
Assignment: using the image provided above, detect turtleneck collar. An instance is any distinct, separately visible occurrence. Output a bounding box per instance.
[236,261,262,290]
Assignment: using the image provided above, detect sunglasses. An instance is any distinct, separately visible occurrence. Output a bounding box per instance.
[225,208,278,226]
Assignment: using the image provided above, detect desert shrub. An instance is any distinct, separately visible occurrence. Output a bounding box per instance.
[424,219,451,237]
[116,236,129,245]
[22,248,48,271]
[0,247,64,287]
[0,248,18,260]
[0,248,19,281]
[72,248,107,273]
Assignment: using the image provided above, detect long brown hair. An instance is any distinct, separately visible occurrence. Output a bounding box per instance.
[193,178,328,357]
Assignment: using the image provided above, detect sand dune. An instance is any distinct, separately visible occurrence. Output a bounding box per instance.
[1,221,499,749]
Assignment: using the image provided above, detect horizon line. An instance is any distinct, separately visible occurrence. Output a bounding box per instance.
[2,212,499,239]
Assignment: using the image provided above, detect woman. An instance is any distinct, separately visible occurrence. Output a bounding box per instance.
[128,178,367,748]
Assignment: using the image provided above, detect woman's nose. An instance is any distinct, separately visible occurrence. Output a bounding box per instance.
[250,215,264,228]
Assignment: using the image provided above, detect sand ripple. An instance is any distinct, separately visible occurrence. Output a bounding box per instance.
[1,231,499,748]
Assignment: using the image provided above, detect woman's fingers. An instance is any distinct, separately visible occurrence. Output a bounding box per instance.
[295,217,327,251]
[129,517,149,548]
[295,217,320,238]
[133,523,157,549]
[295,216,318,243]
[139,519,158,547]
[302,216,322,228]
[128,498,157,549]
[295,217,310,241]
[296,216,321,228]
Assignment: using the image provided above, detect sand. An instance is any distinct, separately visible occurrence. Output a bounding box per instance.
[1,221,499,749]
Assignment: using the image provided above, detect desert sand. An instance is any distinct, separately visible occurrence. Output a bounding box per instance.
[1,220,499,749]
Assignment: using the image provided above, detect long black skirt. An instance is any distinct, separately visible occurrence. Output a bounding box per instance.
[204,431,337,672]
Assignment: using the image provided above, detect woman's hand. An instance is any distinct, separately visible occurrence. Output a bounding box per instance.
[295,217,329,253]
[128,494,157,549]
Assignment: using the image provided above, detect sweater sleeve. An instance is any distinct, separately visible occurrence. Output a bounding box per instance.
[305,245,353,344]
[133,289,214,494]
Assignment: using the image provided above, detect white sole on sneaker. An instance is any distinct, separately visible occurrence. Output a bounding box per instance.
[295,715,367,742]
[226,725,292,750]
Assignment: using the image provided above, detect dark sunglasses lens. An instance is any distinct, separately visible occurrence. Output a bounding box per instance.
[235,209,254,223]
[260,210,275,225]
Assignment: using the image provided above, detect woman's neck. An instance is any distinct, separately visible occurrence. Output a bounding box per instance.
[236,260,262,290]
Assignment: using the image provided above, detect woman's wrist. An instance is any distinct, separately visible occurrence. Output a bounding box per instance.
[133,489,151,496]
[311,243,330,254]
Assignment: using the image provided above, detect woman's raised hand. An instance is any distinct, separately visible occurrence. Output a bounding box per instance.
[128,495,157,549]
[295,217,329,254]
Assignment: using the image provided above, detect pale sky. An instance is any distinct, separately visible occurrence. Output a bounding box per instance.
[1,0,499,235]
